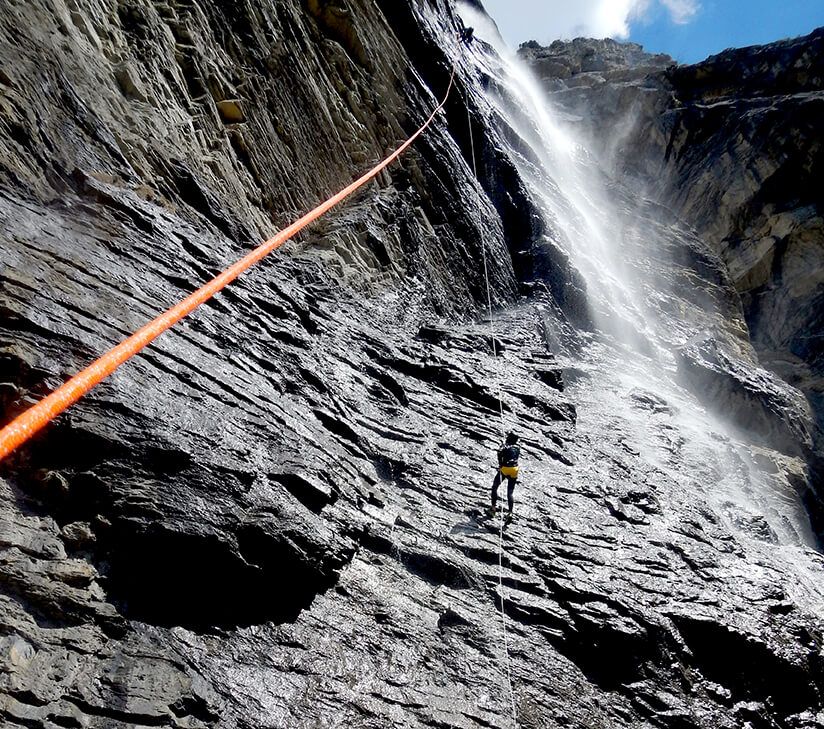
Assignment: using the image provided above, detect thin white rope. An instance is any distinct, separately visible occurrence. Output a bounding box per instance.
[467,100,518,729]
[469,104,506,430]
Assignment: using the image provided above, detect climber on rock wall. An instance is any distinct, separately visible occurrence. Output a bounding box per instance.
[489,432,520,519]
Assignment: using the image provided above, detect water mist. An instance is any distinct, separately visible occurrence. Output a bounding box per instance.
[457,3,819,550]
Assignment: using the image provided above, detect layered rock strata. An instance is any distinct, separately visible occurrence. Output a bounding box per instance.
[0,3,822,728]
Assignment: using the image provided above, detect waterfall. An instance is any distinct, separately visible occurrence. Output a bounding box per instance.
[458,4,819,549]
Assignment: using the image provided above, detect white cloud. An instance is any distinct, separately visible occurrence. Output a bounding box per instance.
[479,0,700,44]
[586,0,649,39]
[660,0,700,25]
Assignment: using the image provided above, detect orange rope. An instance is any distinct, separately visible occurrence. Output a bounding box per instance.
[0,66,456,460]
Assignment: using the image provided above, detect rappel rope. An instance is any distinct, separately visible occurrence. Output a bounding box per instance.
[0,63,456,461]
[466,98,519,729]
[0,27,519,723]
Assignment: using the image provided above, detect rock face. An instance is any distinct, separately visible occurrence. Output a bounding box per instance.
[1,3,823,729]
[520,31,824,459]
[520,37,674,89]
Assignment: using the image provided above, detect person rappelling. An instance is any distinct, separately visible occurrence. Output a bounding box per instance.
[458,25,474,46]
[488,433,520,521]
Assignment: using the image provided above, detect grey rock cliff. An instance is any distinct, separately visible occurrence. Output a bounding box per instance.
[1,3,824,729]
[521,31,824,462]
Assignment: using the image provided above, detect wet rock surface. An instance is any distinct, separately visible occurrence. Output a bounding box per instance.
[1,2,823,728]
[521,31,824,454]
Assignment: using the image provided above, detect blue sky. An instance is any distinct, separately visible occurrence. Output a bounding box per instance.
[479,0,824,63]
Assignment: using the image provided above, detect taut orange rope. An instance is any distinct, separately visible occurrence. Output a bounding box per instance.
[0,66,456,460]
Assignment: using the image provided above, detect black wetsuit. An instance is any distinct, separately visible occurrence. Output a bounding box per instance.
[491,443,520,512]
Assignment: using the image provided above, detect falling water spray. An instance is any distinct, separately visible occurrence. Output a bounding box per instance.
[457,3,818,548]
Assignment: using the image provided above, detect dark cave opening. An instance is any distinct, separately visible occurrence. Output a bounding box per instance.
[102,522,344,631]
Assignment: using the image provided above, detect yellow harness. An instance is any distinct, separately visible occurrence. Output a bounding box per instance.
[500,465,519,479]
